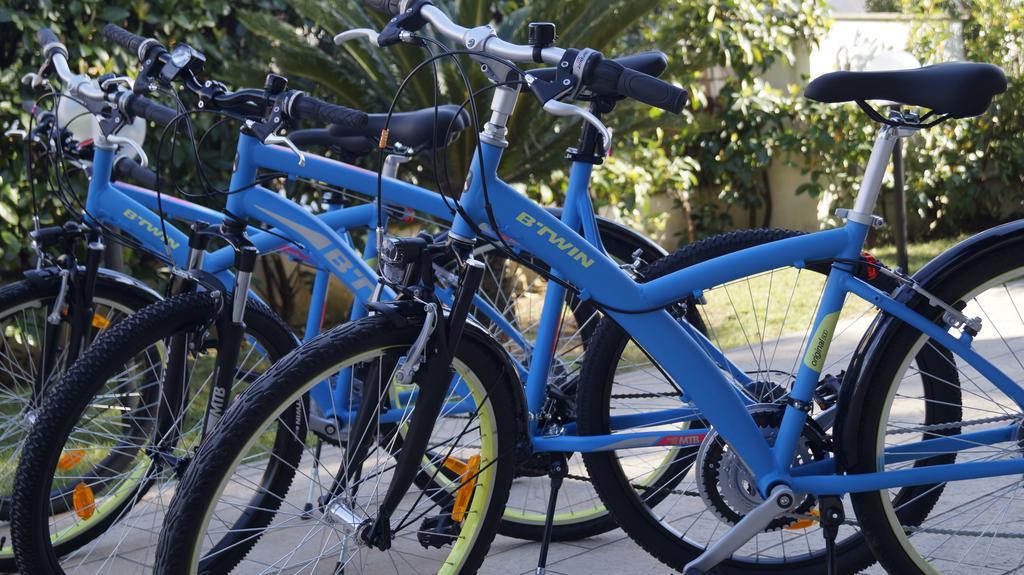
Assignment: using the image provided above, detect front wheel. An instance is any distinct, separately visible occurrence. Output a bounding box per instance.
[0,274,158,571]
[11,291,299,574]
[156,314,522,575]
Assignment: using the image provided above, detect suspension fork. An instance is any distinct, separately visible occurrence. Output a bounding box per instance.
[36,226,103,400]
[64,232,104,363]
[37,258,71,400]
[201,229,258,439]
[155,224,211,451]
[360,257,486,550]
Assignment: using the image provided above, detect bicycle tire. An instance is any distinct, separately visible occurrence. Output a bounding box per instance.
[12,291,300,574]
[156,314,521,574]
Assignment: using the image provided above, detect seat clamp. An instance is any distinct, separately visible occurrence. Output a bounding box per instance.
[835,208,884,229]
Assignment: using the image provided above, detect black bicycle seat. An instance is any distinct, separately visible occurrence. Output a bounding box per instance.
[311,104,469,154]
[805,62,1006,118]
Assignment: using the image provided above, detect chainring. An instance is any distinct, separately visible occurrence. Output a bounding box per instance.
[695,406,829,531]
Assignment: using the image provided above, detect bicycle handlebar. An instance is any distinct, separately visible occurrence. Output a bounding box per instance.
[289,93,367,129]
[125,94,184,129]
[34,28,105,101]
[359,1,686,114]
[113,155,159,188]
[585,56,687,114]
[102,24,166,62]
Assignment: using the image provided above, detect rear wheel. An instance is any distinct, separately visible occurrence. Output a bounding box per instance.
[578,228,888,573]
[11,291,299,574]
[849,242,1024,574]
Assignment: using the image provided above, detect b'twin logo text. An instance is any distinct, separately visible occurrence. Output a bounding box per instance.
[123,208,181,250]
[515,212,594,268]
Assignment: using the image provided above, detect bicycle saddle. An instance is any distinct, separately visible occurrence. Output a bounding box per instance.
[313,104,469,153]
[529,50,669,83]
[805,62,1007,118]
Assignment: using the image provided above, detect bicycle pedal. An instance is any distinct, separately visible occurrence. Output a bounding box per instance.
[417,514,460,549]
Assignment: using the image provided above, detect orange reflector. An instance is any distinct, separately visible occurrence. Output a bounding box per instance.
[451,454,480,523]
[91,314,110,329]
[785,507,820,530]
[57,449,86,471]
[73,482,96,520]
[442,456,468,475]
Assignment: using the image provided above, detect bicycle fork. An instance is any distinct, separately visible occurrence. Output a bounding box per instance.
[357,256,486,551]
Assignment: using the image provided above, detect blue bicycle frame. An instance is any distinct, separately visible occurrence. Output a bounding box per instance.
[444,104,1024,498]
[86,125,643,424]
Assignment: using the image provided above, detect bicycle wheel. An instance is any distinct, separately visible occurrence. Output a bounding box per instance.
[847,232,1024,574]
[457,220,668,541]
[12,290,299,574]
[156,314,520,574]
[577,228,890,574]
[0,274,157,570]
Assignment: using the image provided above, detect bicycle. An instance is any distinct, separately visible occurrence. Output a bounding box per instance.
[8,24,670,573]
[153,2,1013,574]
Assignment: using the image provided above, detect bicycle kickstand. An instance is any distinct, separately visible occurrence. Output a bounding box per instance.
[819,495,845,575]
[536,454,569,575]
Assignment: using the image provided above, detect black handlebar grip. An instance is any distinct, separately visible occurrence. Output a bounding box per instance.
[103,23,165,61]
[586,57,687,114]
[35,28,68,59]
[36,28,60,48]
[125,95,184,131]
[617,67,688,114]
[290,94,368,130]
[362,0,404,16]
[103,24,146,55]
[113,156,158,189]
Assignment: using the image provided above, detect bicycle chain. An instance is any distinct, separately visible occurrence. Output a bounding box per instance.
[610,391,682,400]
[887,413,1020,435]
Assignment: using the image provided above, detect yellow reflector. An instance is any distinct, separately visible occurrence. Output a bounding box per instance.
[785,507,820,530]
[91,314,110,329]
[57,449,86,471]
[451,454,480,523]
[73,482,96,520]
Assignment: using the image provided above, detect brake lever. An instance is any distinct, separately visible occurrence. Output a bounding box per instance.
[541,99,612,148]
[333,29,381,46]
[264,133,306,167]
[100,76,134,91]
[106,134,149,168]
[21,72,47,89]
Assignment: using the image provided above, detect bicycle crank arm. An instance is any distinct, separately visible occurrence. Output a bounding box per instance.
[683,485,796,574]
